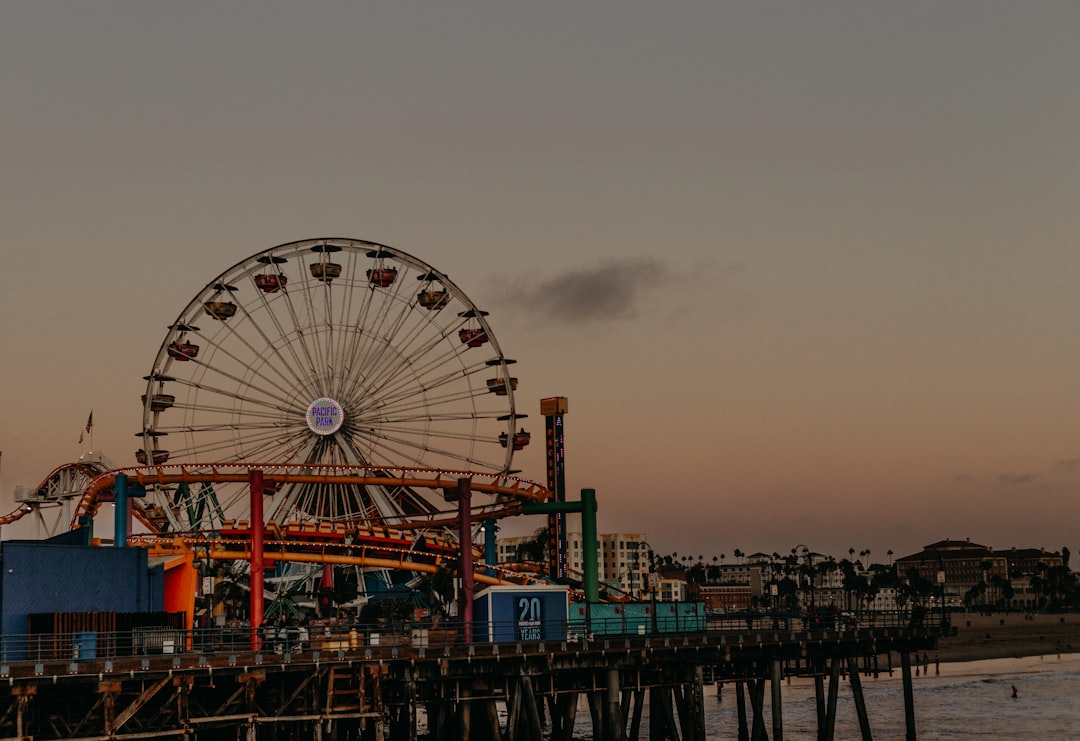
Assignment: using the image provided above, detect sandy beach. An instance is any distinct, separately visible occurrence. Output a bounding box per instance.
[933,611,1080,663]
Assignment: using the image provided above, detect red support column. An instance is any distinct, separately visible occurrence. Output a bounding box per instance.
[456,477,474,644]
[249,469,265,650]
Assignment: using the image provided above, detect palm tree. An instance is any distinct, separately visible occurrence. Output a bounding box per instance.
[515,526,550,563]
[989,575,1014,610]
[212,564,249,621]
[840,560,863,612]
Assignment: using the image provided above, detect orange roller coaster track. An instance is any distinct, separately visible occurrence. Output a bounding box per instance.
[71,462,551,533]
[130,535,547,588]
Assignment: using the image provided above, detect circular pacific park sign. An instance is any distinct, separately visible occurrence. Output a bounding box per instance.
[305,397,345,435]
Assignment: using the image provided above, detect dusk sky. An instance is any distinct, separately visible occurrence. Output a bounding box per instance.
[1,2,1078,562]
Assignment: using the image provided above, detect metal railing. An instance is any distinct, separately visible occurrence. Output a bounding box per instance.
[0,609,939,668]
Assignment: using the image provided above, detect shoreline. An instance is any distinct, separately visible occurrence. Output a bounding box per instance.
[931,611,1080,664]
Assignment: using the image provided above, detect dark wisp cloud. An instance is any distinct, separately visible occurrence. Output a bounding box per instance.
[998,474,1037,486]
[497,257,671,325]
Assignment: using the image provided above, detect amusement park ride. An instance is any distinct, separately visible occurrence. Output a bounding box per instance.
[1,237,580,631]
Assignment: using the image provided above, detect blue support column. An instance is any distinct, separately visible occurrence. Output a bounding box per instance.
[112,473,146,548]
[114,474,129,548]
[483,519,499,577]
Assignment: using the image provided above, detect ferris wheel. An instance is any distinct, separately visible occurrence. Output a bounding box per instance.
[137,238,527,533]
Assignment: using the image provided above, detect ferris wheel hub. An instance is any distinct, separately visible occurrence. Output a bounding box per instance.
[306,397,345,435]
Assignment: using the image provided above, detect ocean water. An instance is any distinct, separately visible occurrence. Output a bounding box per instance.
[575,654,1080,740]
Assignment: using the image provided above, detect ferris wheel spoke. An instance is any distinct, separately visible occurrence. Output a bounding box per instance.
[265,436,322,519]
[371,339,491,404]
[169,364,309,418]
[348,356,478,423]
[208,297,323,402]
[365,422,490,447]
[165,431,284,462]
[295,253,339,387]
[371,376,486,417]
[370,379,494,418]
[240,272,327,400]
[179,422,308,461]
[345,320,464,404]
[337,285,466,403]
[358,352,467,407]
[342,259,417,390]
[346,426,491,471]
[331,262,372,398]
[301,247,372,390]
[168,404,296,424]
[156,422,294,436]
[274,253,336,394]
[338,284,387,397]
[242,428,313,461]
[372,410,501,427]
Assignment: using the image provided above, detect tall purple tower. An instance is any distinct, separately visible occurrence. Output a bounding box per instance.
[541,397,568,581]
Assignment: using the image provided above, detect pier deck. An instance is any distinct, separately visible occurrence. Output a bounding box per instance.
[0,618,945,741]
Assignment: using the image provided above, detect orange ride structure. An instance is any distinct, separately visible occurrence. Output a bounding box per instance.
[3,238,553,643]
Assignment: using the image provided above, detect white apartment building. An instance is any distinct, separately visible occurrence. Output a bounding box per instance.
[496,523,661,600]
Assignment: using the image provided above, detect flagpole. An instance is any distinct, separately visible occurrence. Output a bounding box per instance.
[80,410,93,451]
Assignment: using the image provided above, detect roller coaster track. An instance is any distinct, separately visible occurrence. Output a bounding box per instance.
[131,534,548,588]
[69,462,549,531]
[4,461,553,588]
[0,461,110,527]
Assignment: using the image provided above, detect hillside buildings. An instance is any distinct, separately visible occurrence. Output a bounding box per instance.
[495,531,1071,613]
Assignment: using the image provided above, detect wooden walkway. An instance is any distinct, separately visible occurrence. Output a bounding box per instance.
[0,622,945,741]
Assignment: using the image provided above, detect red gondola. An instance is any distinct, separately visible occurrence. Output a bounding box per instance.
[458,328,488,347]
[255,273,288,292]
[499,428,531,451]
[135,449,170,465]
[167,341,200,360]
[367,267,399,288]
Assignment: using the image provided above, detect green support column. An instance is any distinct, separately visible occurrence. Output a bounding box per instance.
[580,488,598,602]
[522,488,599,602]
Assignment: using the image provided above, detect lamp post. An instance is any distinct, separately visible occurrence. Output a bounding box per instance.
[639,542,659,634]
[937,557,947,628]
[794,544,814,611]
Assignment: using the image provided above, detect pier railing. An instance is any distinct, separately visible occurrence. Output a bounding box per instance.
[0,608,941,670]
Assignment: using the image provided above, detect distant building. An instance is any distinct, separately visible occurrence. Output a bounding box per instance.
[599,532,651,599]
[690,583,752,612]
[895,539,1007,588]
[1002,547,1063,578]
[658,577,688,604]
[496,525,655,600]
